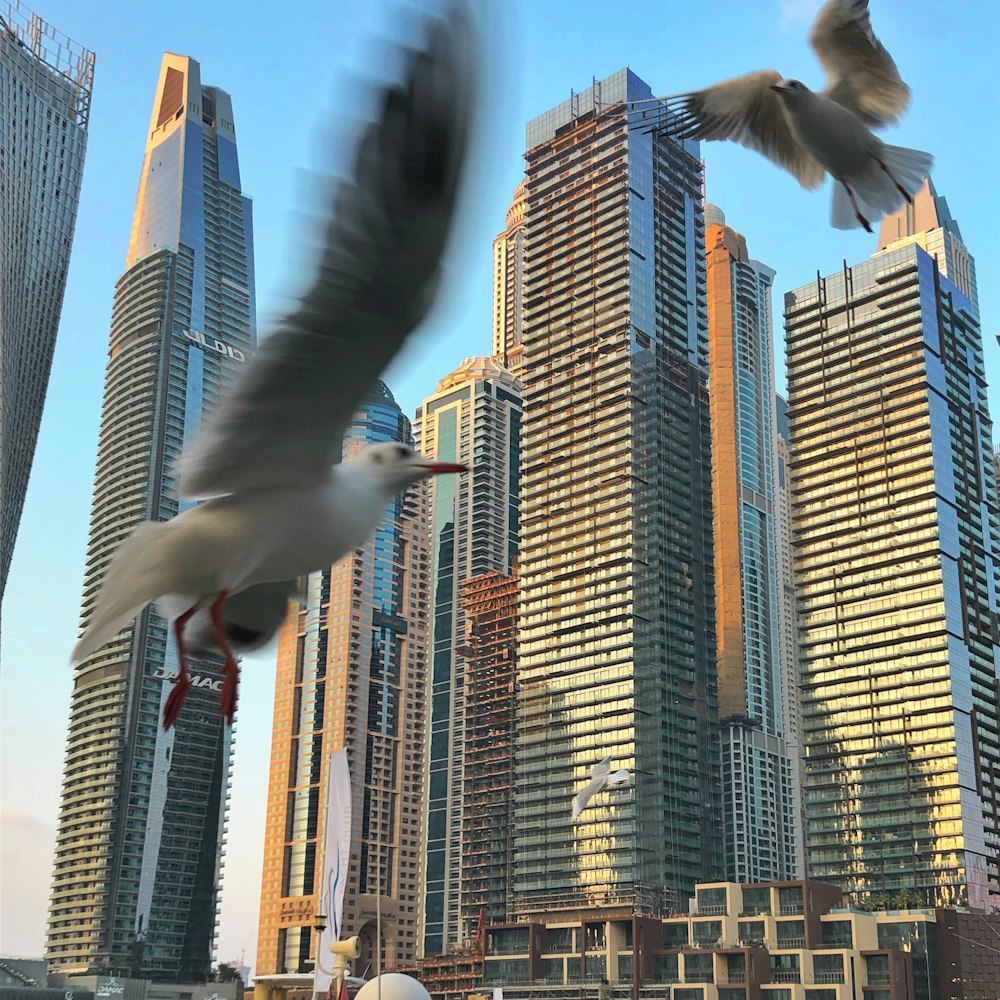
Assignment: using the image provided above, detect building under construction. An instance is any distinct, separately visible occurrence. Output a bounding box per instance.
[457,570,519,939]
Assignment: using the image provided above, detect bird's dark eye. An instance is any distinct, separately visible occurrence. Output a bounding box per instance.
[372,452,384,464]
[395,446,412,459]
[790,80,801,89]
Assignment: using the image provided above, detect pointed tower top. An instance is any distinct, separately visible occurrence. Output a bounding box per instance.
[877,177,962,249]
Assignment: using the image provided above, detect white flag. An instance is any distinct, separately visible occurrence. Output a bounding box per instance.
[315,749,352,996]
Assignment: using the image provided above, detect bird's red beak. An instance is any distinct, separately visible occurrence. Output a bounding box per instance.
[417,461,468,474]
[770,84,787,94]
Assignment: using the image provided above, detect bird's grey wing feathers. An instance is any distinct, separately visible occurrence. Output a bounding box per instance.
[179,9,476,499]
[72,522,193,663]
[631,71,825,190]
[607,769,630,785]
[810,0,909,126]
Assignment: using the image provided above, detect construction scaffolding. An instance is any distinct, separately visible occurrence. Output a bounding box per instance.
[457,570,520,943]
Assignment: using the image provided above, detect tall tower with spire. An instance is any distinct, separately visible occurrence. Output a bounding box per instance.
[47,54,255,980]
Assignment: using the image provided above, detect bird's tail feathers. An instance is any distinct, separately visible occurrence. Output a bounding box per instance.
[72,521,191,663]
[832,144,933,231]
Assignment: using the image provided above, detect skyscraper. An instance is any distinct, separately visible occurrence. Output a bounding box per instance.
[415,356,522,955]
[785,182,999,910]
[513,69,721,917]
[457,570,519,935]
[1,3,94,601]
[492,182,526,373]
[256,382,430,975]
[47,54,255,979]
[703,204,800,882]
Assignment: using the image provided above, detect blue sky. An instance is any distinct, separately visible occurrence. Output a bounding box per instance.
[2,0,997,968]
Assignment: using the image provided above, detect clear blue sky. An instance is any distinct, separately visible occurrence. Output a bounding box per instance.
[2,0,997,969]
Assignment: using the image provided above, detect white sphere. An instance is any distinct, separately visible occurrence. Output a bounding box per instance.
[354,974,431,1000]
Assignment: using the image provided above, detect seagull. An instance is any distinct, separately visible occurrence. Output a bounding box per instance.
[571,757,630,822]
[629,0,932,232]
[71,6,476,729]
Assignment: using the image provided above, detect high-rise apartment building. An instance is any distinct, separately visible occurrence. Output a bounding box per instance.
[47,55,255,979]
[415,357,522,955]
[1,3,94,601]
[257,382,431,975]
[513,69,721,917]
[457,570,519,935]
[492,182,526,373]
[785,182,999,910]
[774,395,806,879]
[703,205,800,882]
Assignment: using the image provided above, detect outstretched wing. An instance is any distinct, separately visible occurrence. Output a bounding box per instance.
[179,8,477,499]
[629,71,825,190]
[607,769,630,785]
[572,777,601,822]
[811,0,909,126]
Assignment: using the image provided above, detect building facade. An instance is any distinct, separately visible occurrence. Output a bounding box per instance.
[480,880,1000,1000]
[0,2,94,600]
[492,182,526,373]
[703,205,801,883]
[457,570,519,937]
[513,68,721,918]
[785,185,1000,911]
[47,54,255,980]
[415,357,522,955]
[256,382,430,976]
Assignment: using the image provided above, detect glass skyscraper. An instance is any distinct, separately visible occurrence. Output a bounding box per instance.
[492,182,526,374]
[785,182,999,910]
[257,382,430,975]
[704,205,800,882]
[47,54,255,979]
[1,3,93,602]
[513,69,721,917]
[415,357,522,955]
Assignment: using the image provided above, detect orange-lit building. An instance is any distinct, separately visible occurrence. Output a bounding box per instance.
[704,205,801,884]
[256,382,431,976]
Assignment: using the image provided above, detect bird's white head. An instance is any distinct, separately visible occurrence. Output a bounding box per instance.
[353,442,467,492]
[770,79,813,105]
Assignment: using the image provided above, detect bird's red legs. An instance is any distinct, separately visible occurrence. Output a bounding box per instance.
[875,157,912,203]
[209,590,240,724]
[842,181,873,233]
[163,601,201,729]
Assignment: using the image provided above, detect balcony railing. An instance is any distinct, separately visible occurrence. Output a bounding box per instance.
[771,971,801,983]
[775,937,806,949]
[811,972,846,984]
[778,904,804,915]
[694,904,728,915]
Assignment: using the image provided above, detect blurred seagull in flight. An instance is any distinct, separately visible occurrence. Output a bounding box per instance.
[72,6,476,728]
[629,0,932,232]
[572,757,631,822]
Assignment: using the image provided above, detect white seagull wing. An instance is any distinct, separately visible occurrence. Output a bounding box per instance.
[572,775,604,821]
[73,521,199,662]
[178,9,476,499]
[631,71,825,190]
[811,0,910,126]
[607,769,630,785]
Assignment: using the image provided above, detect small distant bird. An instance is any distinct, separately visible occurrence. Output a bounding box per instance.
[630,0,932,232]
[72,6,476,728]
[571,757,630,822]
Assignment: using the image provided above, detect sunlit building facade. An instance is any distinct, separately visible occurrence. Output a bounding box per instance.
[492,182,526,373]
[513,69,721,917]
[0,4,94,601]
[785,184,999,910]
[704,205,800,883]
[257,382,431,976]
[415,357,522,955]
[47,54,254,979]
